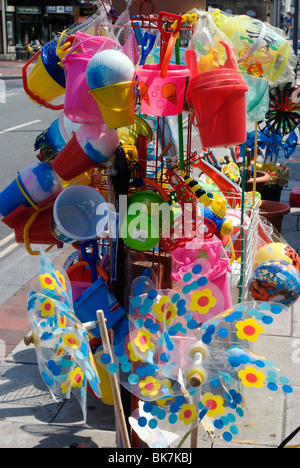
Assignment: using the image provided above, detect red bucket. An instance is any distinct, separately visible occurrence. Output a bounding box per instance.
[186,69,248,148]
[52,134,97,181]
[2,196,61,249]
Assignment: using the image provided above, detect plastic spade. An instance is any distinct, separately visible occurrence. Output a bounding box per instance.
[139,32,156,65]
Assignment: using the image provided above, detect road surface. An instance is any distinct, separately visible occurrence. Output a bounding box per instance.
[0,79,59,257]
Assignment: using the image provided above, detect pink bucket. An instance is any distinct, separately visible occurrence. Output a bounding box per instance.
[135,63,190,116]
[62,36,122,124]
[63,55,104,124]
[172,238,232,314]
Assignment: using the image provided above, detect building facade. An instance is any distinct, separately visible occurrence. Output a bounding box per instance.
[0,0,294,59]
[0,0,94,59]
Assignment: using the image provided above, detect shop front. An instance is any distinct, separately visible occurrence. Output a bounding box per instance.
[43,5,75,42]
[15,6,43,46]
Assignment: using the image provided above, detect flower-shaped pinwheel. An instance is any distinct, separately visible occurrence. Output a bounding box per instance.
[27,249,102,420]
[105,261,294,447]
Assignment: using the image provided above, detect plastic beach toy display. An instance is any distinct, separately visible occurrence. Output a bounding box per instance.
[3,3,300,450]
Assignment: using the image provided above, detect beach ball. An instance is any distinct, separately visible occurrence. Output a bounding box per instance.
[253,242,300,273]
[86,49,135,90]
[250,260,300,306]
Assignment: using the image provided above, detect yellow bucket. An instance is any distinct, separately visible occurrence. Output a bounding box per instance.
[89,81,135,129]
[212,9,290,82]
[27,54,65,104]
[94,349,114,406]
[117,114,153,147]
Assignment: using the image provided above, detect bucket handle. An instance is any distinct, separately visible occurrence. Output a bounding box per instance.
[62,36,123,64]
[191,83,248,128]
[142,178,170,202]
[202,240,231,275]
[22,50,64,111]
[23,202,56,255]
[237,23,266,63]
[66,261,108,282]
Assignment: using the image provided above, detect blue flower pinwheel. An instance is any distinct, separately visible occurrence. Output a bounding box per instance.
[26,249,102,420]
[282,130,298,159]
[258,126,284,159]
[105,259,295,447]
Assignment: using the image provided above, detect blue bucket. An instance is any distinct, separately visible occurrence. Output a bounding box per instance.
[35,118,66,154]
[73,277,126,337]
[0,176,31,217]
[41,41,66,88]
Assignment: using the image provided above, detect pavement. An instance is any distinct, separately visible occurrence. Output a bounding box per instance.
[0,60,300,449]
[0,60,25,80]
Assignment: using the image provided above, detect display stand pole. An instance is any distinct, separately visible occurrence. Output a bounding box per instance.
[252,121,258,207]
[238,143,246,303]
[175,38,185,171]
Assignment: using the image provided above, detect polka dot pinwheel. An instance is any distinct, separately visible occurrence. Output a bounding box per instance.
[105,260,294,447]
[26,249,102,420]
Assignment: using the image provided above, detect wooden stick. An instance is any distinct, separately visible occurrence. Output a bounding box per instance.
[24,334,34,346]
[190,390,201,449]
[190,422,199,448]
[96,310,131,449]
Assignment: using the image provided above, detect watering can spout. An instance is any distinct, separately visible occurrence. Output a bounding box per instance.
[185,49,198,79]
[219,40,237,70]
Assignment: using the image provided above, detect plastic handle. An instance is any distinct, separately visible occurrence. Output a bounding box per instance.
[140,32,156,66]
[158,11,183,76]
[22,50,64,111]
[160,35,177,78]
[142,178,170,202]
[185,49,198,79]
[62,36,123,64]
[236,23,266,63]
[66,261,109,282]
[195,157,242,208]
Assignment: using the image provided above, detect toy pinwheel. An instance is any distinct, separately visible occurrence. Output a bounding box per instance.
[103,261,294,446]
[26,249,102,420]
[259,83,300,136]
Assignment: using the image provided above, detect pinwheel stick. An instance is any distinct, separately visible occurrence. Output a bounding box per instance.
[187,342,208,448]
[24,334,34,346]
[96,310,131,449]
